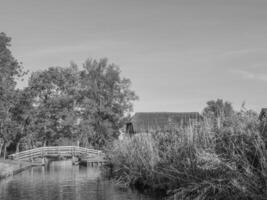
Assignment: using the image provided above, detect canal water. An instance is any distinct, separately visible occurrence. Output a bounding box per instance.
[0,160,156,200]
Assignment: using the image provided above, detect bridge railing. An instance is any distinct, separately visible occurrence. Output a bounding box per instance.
[9,146,104,161]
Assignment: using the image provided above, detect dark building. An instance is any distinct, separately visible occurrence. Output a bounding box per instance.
[260,108,267,139]
[126,112,203,135]
[259,108,267,121]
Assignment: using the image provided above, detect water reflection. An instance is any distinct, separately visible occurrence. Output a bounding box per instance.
[0,160,154,200]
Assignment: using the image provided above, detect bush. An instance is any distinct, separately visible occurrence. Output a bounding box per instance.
[107,110,267,200]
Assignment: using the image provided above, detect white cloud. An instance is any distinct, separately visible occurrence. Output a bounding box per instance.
[231,69,267,81]
[221,48,267,57]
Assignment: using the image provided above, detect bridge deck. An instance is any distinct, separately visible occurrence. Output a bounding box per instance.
[9,146,105,165]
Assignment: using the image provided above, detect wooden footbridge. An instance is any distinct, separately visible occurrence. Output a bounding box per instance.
[9,146,106,166]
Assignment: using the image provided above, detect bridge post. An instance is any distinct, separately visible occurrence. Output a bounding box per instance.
[41,157,46,165]
[31,150,33,162]
[72,146,76,165]
[41,147,44,157]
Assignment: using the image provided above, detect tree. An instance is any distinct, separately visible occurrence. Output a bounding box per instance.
[27,59,138,148]
[78,58,138,148]
[28,66,80,146]
[0,33,138,155]
[203,99,234,129]
[0,32,26,158]
[9,88,34,152]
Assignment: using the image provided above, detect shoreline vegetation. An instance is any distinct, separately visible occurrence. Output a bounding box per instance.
[107,109,267,200]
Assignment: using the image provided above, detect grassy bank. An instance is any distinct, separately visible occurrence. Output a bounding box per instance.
[108,111,267,199]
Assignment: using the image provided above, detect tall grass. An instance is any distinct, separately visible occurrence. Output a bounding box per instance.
[107,110,267,199]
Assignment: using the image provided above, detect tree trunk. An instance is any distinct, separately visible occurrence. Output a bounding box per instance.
[0,142,3,157]
[31,138,34,149]
[3,143,7,160]
[43,140,47,147]
[16,142,20,153]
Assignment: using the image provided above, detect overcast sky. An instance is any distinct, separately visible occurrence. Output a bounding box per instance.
[1,0,267,113]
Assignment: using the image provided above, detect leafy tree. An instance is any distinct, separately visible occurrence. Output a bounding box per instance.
[0,33,138,152]
[0,33,26,158]
[9,88,35,152]
[203,99,234,129]
[78,58,138,148]
[27,59,138,148]
[28,66,80,146]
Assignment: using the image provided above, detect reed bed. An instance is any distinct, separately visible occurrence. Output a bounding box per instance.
[107,111,267,200]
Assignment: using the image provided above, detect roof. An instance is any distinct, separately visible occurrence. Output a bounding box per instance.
[259,108,267,120]
[129,112,202,133]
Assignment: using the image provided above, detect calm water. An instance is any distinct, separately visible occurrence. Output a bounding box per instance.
[0,160,156,200]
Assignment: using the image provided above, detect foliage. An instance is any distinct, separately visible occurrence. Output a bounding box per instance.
[203,99,234,129]
[79,59,138,148]
[8,88,34,152]
[108,109,267,200]
[28,66,80,146]
[0,33,26,158]
[0,33,138,156]
[26,59,137,148]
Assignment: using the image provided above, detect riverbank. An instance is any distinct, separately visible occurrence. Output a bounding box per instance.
[0,159,42,180]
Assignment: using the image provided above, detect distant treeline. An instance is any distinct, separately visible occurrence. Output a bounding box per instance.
[0,32,138,158]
